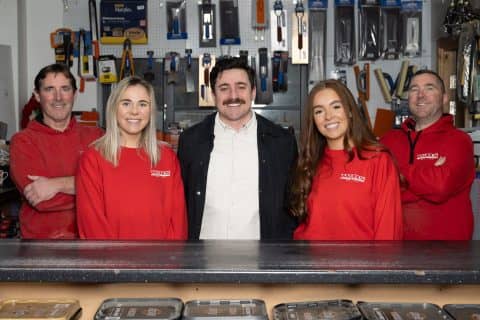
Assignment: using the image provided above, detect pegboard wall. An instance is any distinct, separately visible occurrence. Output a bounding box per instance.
[62,0,437,127]
[63,0,301,60]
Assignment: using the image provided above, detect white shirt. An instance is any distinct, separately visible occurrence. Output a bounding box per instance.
[200,112,260,239]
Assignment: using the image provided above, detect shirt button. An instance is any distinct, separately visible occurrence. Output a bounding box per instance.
[196,191,201,196]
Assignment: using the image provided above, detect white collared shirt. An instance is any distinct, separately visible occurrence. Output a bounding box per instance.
[200,112,260,239]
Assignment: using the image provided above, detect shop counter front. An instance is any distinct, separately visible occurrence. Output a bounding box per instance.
[0,240,479,318]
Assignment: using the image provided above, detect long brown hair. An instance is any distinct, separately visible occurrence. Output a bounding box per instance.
[289,79,386,220]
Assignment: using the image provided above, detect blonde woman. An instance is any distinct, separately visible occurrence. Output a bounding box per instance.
[76,76,187,239]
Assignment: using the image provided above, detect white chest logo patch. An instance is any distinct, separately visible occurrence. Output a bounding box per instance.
[151,170,171,177]
[339,173,366,183]
[416,152,439,160]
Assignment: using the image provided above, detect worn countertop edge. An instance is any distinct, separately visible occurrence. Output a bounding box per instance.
[0,268,479,284]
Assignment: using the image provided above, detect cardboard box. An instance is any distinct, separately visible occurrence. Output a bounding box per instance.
[100,0,148,44]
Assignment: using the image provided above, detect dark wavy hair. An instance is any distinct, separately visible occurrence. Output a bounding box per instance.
[289,79,387,220]
[34,63,77,92]
[209,56,256,93]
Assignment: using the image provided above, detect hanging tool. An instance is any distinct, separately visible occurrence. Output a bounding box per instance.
[395,60,410,99]
[273,0,284,44]
[201,53,211,102]
[144,51,155,83]
[165,52,180,85]
[199,53,215,107]
[295,1,305,50]
[359,3,380,60]
[63,0,69,12]
[256,0,266,26]
[172,7,180,35]
[77,30,87,92]
[252,0,267,40]
[405,17,420,56]
[98,55,117,84]
[255,48,273,105]
[219,0,241,45]
[259,48,269,92]
[272,51,288,92]
[63,33,73,67]
[50,28,75,66]
[200,0,215,47]
[374,68,393,104]
[239,50,249,66]
[167,0,187,39]
[185,49,195,93]
[354,63,372,129]
[204,10,212,40]
[119,38,135,80]
[308,8,326,88]
[88,0,100,59]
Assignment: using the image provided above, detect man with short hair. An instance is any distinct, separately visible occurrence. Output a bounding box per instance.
[10,63,103,239]
[381,70,475,240]
[177,57,298,240]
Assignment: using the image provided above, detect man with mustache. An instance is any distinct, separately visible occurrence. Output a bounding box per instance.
[178,57,298,240]
[10,64,103,239]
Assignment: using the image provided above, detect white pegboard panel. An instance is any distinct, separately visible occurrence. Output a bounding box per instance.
[62,0,304,60]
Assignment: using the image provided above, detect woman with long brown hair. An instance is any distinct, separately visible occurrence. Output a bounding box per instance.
[290,79,403,240]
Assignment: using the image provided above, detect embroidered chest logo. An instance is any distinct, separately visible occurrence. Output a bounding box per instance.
[151,170,171,177]
[416,152,439,160]
[339,173,366,183]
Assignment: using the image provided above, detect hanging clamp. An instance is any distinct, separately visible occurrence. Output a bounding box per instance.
[119,39,135,80]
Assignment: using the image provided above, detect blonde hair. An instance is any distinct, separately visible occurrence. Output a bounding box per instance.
[93,76,159,166]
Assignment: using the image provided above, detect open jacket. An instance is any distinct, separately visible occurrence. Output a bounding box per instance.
[177,112,298,240]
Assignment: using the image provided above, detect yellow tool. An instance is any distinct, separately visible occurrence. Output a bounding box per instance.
[119,39,135,79]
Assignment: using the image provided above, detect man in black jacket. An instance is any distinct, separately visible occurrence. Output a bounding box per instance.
[177,57,298,240]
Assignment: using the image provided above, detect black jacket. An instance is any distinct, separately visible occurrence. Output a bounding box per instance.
[177,113,298,240]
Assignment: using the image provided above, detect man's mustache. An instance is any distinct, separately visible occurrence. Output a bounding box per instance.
[223,98,246,106]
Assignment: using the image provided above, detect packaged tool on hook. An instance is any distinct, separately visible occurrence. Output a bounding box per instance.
[271,0,288,52]
[167,0,187,40]
[252,0,269,41]
[77,29,96,82]
[164,52,180,85]
[98,55,117,84]
[198,53,216,107]
[219,0,241,45]
[308,0,327,89]
[272,50,289,92]
[255,47,273,104]
[401,0,422,57]
[380,0,402,60]
[358,0,381,61]
[185,49,195,93]
[457,22,476,108]
[334,0,355,66]
[199,0,216,48]
[292,0,308,64]
[239,50,250,66]
[100,0,148,44]
[50,28,75,66]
